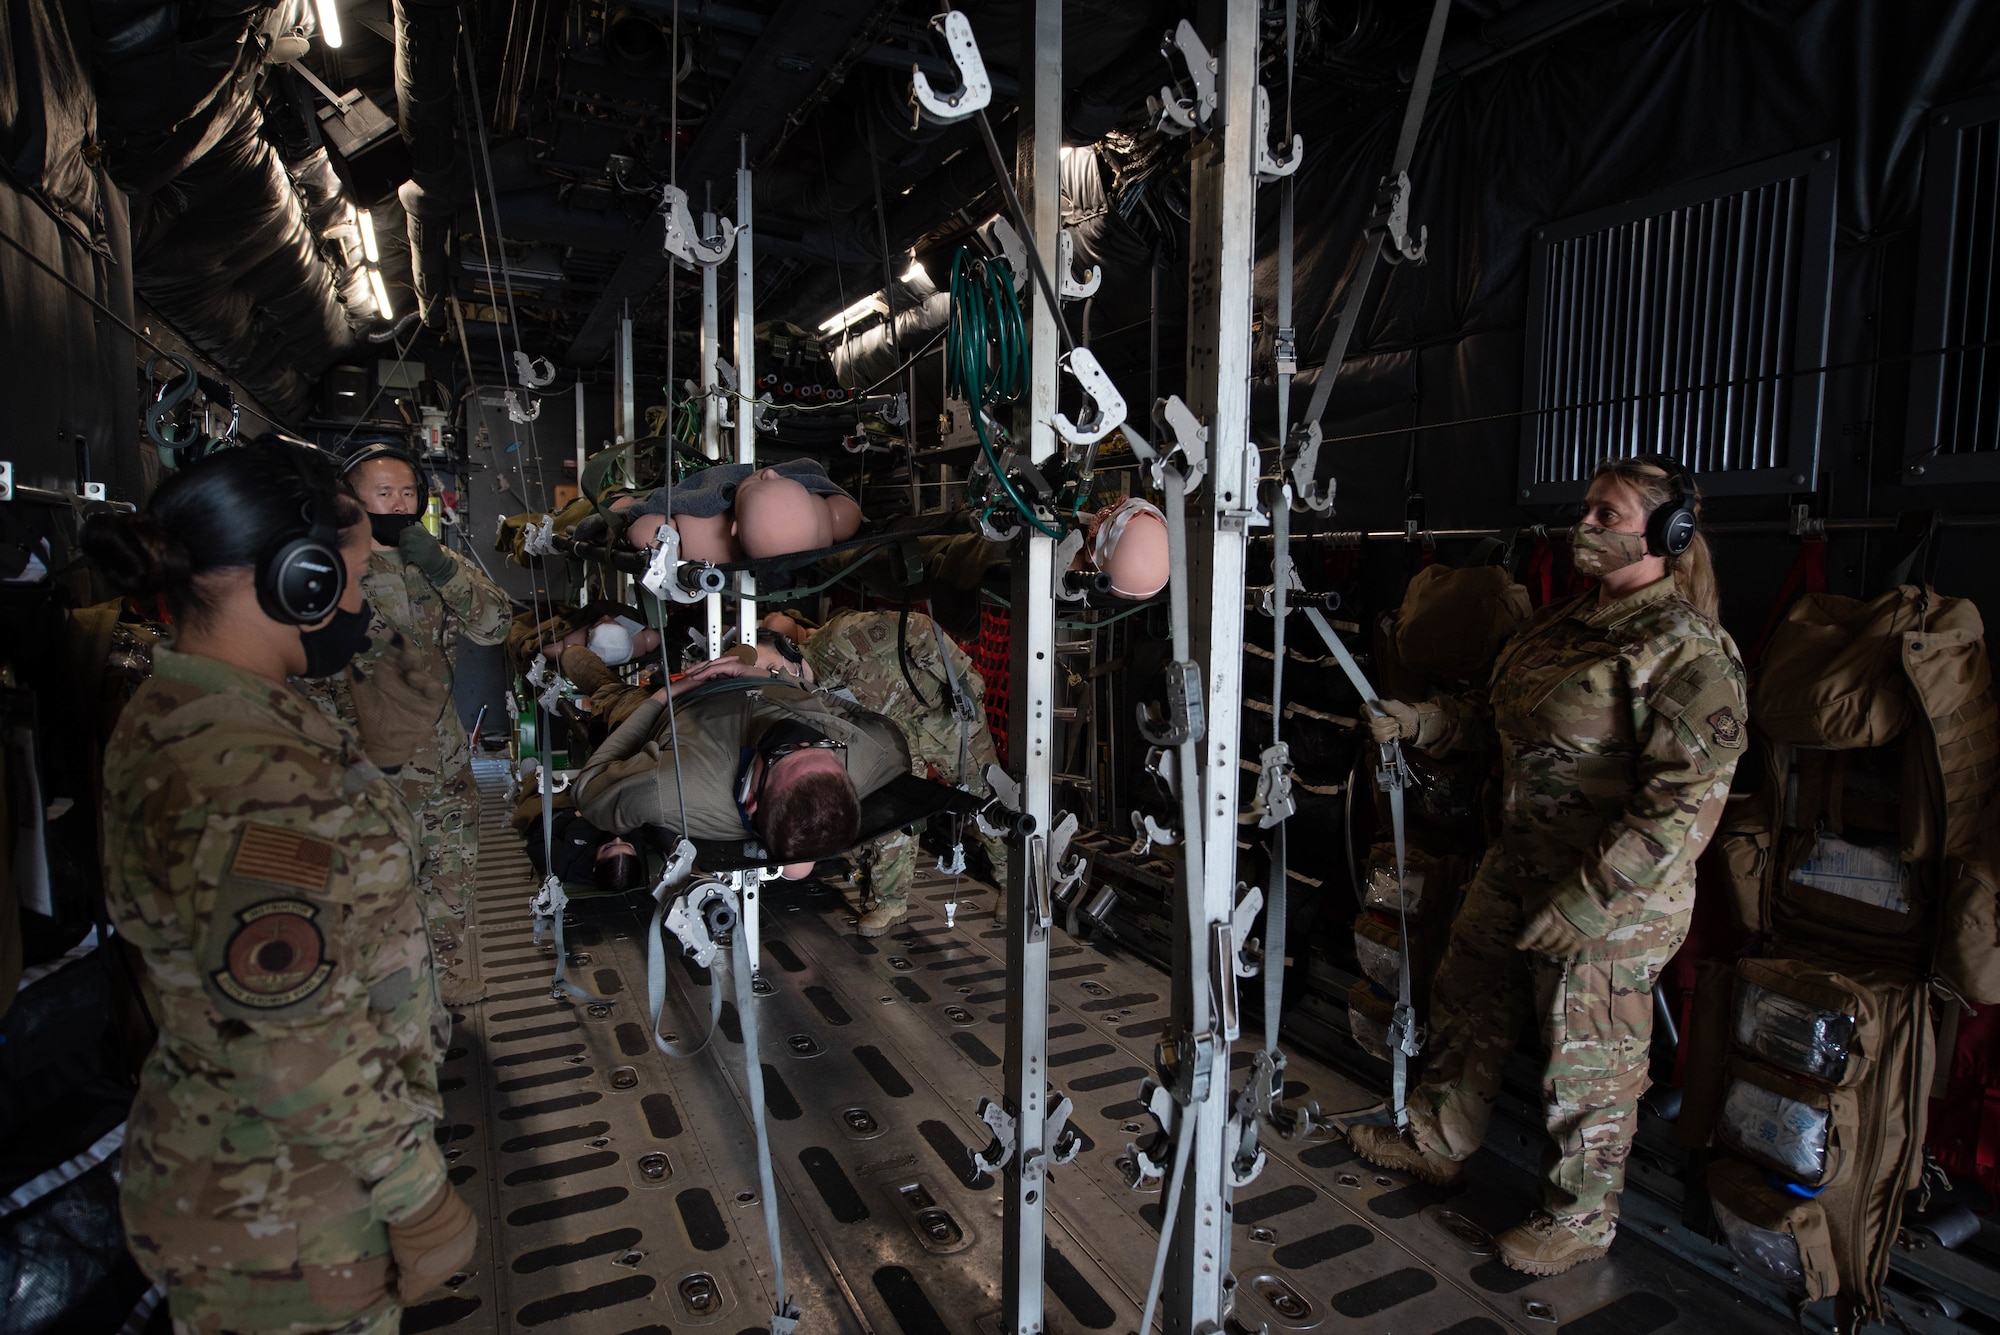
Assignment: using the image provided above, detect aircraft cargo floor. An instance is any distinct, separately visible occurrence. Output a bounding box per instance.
[403,761,1796,1335]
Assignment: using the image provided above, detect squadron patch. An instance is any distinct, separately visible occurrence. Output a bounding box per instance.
[229,823,335,893]
[1707,707,1744,748]
[213,899,333,1009]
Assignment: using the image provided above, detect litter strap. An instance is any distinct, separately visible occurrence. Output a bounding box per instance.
[646,892,724,1059]
[1301,608,1419,1128]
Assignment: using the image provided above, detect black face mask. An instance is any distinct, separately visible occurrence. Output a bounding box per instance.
[299,600,374,678]
[368,511,421,546]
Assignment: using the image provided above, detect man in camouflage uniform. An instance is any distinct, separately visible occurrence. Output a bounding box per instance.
[798,608,1008,936]
[326,447,510,1004]
[1349,571,1747,1274]
[103,645,468,1332]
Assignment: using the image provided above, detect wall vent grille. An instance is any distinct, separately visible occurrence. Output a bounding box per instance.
[1518,146,1837,501]
[1907,97,2000,485]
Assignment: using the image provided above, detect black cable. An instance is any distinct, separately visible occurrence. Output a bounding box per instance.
[896,595,934,710]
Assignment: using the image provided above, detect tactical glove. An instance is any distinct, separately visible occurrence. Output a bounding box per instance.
[388,1182,477,1303]
[1516,900,1593,958]
[398,521,460,585]
[1369,699,1446,747]
[348,633,449,771]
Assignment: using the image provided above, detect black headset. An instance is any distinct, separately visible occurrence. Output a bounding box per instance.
[1633,453,1699,559]
[339,442,432,514]
[256,446,348,625]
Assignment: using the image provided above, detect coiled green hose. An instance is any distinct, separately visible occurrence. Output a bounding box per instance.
[946,248,1064,539]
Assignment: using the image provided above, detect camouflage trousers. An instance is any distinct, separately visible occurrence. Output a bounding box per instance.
[866,729,1008,911]
[1404,852,1687,1243]
[141,1207,398,1334]
[404,757,480,948]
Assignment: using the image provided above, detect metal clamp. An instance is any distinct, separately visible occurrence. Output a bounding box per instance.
[641,523,727,604]
[1136,394,1210,494]
[1252,84,1303,182]
[971,1096,1016,1176]
[1043,1093,1083,1172]
[1137,660,1206,747]
[503,389,540,424]
[1283,419,1335,513]
[983,217,1029,293]
[1056,227,1101,301]
[1227,1109,1267,1188]
[655,837,699,893]
[1123,1079,1178,1187]
[1151,20,1217,135]
[661,184,737,267]
[520,513,557,557]
[909,10,992,126]
[1230,884,1264,978]
[1052,529,1090,603]
[663,880,738,970]
[1130,811,1177,859]
[1249,741,1296,829]
[1368,171,1428,266]
[1050,347,1127,452]
[513,350,556,389]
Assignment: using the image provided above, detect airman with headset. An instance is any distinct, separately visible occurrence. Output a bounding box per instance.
[1347,454,1749,1278]
[304,443,510,1005]
[83,444,476,1334]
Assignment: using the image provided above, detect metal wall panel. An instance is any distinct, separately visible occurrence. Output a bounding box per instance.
[1906,95,2000,486]
[1517,144,1838,501]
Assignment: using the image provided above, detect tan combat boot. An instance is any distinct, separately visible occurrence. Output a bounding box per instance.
[438,967,487,1006]
[858,902,909,937]
[1494,1210,1612,1276]
[1345,1124,1462,1187]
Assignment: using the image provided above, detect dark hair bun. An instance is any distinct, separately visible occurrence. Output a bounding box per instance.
[80,511,191,596]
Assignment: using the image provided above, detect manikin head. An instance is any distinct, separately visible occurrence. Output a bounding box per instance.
[1089,497,1170,600]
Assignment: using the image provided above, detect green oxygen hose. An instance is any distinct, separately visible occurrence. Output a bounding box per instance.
[946,248,1065,539]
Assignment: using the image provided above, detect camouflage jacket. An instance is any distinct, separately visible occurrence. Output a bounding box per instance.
[102,648,448,1270]
[804,610,986,776]
[306,545,509,775]
[1427,576,1748,945]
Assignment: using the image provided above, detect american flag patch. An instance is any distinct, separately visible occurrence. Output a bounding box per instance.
[229,823,335,892]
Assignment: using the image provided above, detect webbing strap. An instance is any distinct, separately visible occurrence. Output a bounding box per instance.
[931,618,975,788]
[1301,609,1419,1127]
[1134,1099,1200,1335]
[530,701,603,1006]
[1297,0,1453,433]
[724,924,800,1335]
[646,892,723,1059]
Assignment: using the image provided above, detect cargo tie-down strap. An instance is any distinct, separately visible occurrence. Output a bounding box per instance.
[651,870,801,1335]
[528,697,607,1008]
[1302,608,1422,1129]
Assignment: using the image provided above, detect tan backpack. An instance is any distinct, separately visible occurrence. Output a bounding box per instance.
[1719,585,2000,1002]
[1392,563,1532,686]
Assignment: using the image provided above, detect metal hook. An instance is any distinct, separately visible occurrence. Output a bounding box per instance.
[909,11,992,126]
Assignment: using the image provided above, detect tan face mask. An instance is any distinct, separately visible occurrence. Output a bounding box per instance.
[1570,522,1649,578]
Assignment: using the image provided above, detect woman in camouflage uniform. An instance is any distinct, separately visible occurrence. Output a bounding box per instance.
[1348,456,1749,1277]
[83,447,475,1334]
